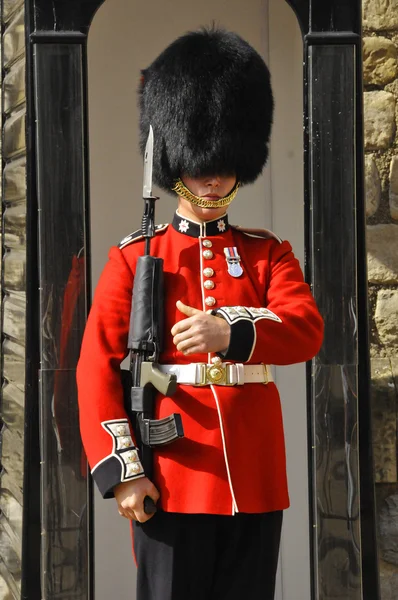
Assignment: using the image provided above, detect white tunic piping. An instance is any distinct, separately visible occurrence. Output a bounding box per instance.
[199,236,239,515]
[211,384,239,515]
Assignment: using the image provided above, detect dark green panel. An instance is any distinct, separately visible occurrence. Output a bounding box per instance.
[34,41,90,600]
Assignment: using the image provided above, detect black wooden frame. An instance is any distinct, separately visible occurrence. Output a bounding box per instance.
[23,1,100,598]
[20,0,379,598]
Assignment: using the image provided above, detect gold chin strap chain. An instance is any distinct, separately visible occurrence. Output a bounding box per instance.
[172,178,240,208]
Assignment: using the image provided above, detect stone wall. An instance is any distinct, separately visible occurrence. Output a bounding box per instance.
[363,3,398,599]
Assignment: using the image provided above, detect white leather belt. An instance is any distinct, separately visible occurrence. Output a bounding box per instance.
[158,362,273,386]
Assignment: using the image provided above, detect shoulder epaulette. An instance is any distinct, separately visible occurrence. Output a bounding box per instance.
[118,223,169,249]
[232,225,282,244]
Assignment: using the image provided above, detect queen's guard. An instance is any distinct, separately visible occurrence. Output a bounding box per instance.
[77,26,324,600]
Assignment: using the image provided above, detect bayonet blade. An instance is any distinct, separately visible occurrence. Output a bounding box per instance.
[143,125,154,198]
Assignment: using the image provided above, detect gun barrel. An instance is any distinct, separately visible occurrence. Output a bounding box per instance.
[128,255,164,357]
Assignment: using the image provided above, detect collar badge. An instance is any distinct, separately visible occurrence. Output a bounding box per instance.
[179,219,190,233]
[217,219,226,233]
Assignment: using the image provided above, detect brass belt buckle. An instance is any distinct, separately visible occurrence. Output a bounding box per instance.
[195,359,237,385]
[206,358,236,385]
[207,362,227,385]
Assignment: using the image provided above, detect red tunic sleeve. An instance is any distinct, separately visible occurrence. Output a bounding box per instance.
[216,239,324,365]
[76,246,145,498]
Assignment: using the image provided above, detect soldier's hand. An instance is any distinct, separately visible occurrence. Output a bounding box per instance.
[171,300,231,355]
[114,477,160,523]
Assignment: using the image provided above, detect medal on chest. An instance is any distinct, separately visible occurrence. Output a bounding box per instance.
[224,247,244,278]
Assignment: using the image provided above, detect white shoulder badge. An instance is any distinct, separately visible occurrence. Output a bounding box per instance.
[232,225,282,244]
[118,223,169,249]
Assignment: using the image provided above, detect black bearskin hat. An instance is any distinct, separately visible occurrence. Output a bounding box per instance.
[139,27,274,191]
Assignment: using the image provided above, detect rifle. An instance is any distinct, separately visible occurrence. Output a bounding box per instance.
[122,126,184,514]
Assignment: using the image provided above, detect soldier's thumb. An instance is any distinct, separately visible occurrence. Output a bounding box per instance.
[176,300,201,317]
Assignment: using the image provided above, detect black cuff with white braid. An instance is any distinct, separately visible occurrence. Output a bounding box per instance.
[91,419,145,499]
[213,306,282,363]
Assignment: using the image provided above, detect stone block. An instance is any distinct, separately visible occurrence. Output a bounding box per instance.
[371,359,397,482]
[365,155,381,217]
[3,296,25,344]
[375,290,398,354]
[363,0,398,31]
[0,490,22,542]
[363,37,398,86]
[380,495,398,565]
[390,156,398,221]
[364,91,396,150]
[392,359,398,388]
[0,575,13,600]
[367,224,398,284]
[379,560,398,599]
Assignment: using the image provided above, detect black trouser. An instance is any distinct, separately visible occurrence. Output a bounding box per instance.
[132,511,283,600]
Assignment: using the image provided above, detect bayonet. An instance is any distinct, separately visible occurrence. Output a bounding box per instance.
[143,125,154,199]
[141,125,158,251]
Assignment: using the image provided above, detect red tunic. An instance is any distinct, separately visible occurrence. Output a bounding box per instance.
[76,212,323,515]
